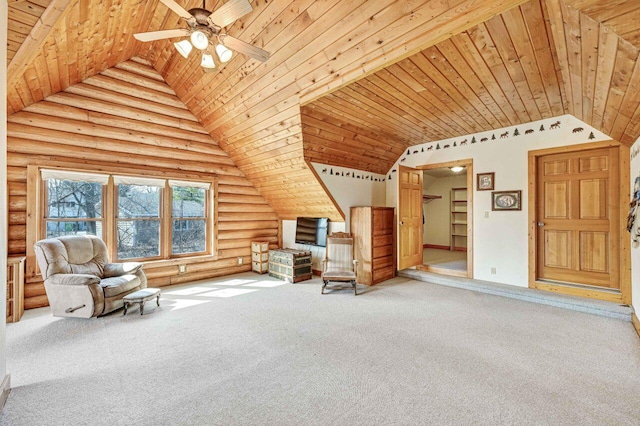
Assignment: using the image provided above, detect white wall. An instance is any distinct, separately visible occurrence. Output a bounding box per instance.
[386,114,610,287]
[630,137,640,315]
[310,162,386,231]
[1,0,9,394]
[280,163,386,271]
[423,173,467,247]
[282,220,345,270]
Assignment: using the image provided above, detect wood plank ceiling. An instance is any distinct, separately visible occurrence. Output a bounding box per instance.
[7,0,53,65]
[302,0,640,174]
[6,0,640,218]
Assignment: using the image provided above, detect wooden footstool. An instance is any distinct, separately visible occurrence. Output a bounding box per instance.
[123,288,161,315]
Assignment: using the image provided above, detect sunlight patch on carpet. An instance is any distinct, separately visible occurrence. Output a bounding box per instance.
[199,289,259,298]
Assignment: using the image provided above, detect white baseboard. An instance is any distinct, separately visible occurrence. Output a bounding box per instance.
[0,374,10,412]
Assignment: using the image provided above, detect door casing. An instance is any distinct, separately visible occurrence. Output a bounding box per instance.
[415,159,473,278]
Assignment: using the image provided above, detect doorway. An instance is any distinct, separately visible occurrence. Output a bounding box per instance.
[418,160,473,278]
[528,141,630,304]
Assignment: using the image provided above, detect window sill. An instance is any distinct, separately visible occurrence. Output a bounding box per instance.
[139,254,219,269]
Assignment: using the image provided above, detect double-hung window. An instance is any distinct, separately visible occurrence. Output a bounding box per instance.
[114,176,164,260]
[41,170,108,239]
[170,180,209,256]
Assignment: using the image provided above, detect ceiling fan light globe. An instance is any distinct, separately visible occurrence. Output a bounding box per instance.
[201,53,216,69]
[174,40,193,58]
[191,30,209,50]
[216,44,233,63]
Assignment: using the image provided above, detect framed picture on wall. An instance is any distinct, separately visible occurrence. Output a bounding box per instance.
[492,190,522,211]
[477,172,495,191]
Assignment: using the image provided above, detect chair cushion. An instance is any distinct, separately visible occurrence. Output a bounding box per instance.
[323,269,356,280]
[100,275,141,298]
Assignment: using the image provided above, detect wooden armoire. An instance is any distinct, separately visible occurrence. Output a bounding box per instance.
[350,207,395,285]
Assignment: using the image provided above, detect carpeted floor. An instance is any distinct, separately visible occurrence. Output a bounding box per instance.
[2,272,640,425]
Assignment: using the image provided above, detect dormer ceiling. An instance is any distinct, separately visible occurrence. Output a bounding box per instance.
[6,0,640,220]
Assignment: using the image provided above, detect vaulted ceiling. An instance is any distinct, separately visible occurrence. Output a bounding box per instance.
[302,0,640,174]
[6,0,640,220]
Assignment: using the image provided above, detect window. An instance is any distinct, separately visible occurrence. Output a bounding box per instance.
[42,170,107,239]
[170,181,208,255]
[38,168,214,263]
[116,182,162,260]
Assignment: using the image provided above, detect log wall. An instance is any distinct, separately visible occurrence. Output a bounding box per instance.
[7,58,279,310]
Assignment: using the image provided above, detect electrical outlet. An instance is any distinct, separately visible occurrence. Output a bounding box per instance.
[491,267,497,274]
[238,257,243,265]
[484,211,490,218]
[179,265,186,273]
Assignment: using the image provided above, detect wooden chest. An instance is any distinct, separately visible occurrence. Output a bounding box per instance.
[268,248,312,283]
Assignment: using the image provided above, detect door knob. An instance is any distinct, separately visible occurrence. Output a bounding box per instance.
[399,221,404,226]
[537,222,545,227]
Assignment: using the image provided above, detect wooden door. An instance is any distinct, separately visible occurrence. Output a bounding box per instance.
[536,147,619,288]
[398,166,423,269]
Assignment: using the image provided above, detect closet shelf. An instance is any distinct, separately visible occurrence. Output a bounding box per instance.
[423,195,442,204]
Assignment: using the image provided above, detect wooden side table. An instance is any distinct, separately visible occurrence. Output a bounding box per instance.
[7,256,26,323]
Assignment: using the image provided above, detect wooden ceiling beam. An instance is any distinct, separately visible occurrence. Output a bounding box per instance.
[7,0,73,89]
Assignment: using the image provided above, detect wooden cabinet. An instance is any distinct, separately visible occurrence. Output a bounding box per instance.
[7,256,26,323]
[351,207,395,285]
[450,187,467,251]
[251,241,270,274]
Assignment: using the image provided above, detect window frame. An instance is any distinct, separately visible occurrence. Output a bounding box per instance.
[27,163,218,281]
[168,183,211,259]
[41,177,106,240]
[113,181,165,262]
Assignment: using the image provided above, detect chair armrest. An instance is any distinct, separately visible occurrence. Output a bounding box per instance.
[47,274,101,286]
[103,262,143,278]
[352,259,358,277]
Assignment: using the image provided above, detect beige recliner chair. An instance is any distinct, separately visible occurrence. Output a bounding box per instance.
[34,235,147,318]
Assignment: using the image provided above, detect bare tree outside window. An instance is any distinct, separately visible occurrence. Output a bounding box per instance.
[172,186,207,254]
[117,184,161,259]
[45,179,103,238]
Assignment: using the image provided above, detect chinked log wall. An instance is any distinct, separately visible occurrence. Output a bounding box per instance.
[6,58,279,310]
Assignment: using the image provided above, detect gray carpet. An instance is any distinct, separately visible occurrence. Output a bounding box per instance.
[2,272,640,425]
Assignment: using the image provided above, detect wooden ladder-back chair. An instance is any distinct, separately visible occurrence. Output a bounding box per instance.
[322,232,358,295]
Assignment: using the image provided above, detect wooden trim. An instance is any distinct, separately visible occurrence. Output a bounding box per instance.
[619,144,631,305]
[527,140,630,303]
[0,374,10,413]
[212,178,219,257]
[527,140,620,157]
[7,0,72,88]
[632,313,640,341]
[25,165,40,278]
[532,281,623,303]
[423,243,466,252]
[416,159,473,278]
[417,264,467,278]
[104,176,115,260]
[304,160,345,220]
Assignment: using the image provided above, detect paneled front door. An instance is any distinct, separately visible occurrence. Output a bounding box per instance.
[536,147,619,289]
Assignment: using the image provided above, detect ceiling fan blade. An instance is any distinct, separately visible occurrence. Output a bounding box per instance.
[222,35,270,62]
[158,0,193,20]
[134,28,190,42]
[207,0,252,28]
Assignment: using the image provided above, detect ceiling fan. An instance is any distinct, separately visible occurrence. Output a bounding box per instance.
[134,0,270,71]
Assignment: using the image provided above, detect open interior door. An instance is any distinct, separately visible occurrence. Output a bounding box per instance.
[398,166,423,269]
